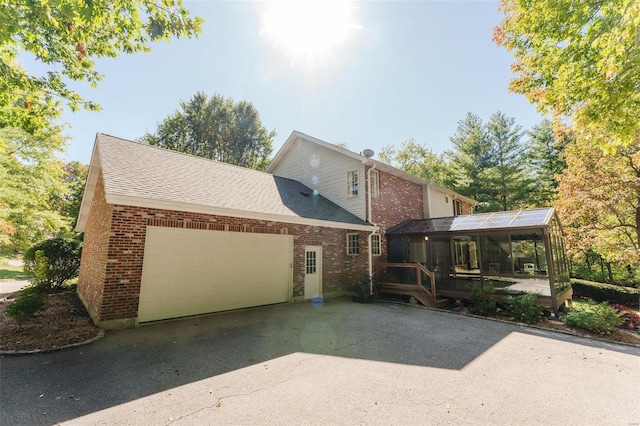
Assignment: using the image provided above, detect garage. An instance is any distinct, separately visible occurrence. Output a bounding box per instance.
[137,226,293,322]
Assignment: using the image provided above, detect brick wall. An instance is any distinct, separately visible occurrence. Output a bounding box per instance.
[368,168,424,260]
[78,176,369,325]
[77,172,111,321]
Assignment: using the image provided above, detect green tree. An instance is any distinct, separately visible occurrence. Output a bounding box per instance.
[483,111,530,211]
[1,1,202,119]
[445,113,492,209]
[557,128,640,266]
[61,161,88,228]
[141,92,275,170]
[494,0,640,149]
[526,119,568,206]
[0,127,69,250]
[379,138,448,185]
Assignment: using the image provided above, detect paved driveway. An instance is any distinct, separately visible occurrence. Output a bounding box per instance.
[1,298,638,425]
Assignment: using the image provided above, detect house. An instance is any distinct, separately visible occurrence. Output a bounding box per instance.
[76,131,566,329]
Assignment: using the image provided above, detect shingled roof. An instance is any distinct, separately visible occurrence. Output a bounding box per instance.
[76,133,374,231]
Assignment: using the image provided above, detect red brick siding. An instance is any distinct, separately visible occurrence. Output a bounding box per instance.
[461,201,473,215]
[77,172,111,321]
[78,177,369,323]
[368,168,424,260]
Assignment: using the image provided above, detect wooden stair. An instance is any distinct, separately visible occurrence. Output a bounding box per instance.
[375,262,447,308]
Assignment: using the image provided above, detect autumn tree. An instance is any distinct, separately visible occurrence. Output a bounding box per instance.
[141,92,275,171]
[557,129,640,266]
[494,0,640,149]
[379,139,448,185]
[445,113,493,209]
[1,1,202,121]
[526,119,568,206]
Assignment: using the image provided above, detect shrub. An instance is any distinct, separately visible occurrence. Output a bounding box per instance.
[23,238,82,290]
[6,286,46,330]
[469,285,497,316]
[505,293,544,324]
[563,301,624,333]
[610,304,640,330]
[353,276,372,303]
[570,279,640,308]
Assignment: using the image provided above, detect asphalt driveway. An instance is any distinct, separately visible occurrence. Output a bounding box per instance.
[1,298,638,425]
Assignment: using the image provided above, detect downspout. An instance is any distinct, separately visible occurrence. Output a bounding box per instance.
[367,162,378,295]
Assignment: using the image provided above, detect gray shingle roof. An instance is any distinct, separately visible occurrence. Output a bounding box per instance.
[96,133,371,227]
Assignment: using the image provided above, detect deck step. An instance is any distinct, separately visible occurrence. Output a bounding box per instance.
[434,298,450,308]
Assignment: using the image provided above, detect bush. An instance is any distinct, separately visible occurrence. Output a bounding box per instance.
[353,276,373,303]
[23,238,82,290]
[564,301,624,333]
[469,285,497,316]
[610,304,640,330]
[505,293,544,324]
[571,279,640,308]
[6,286,46,330]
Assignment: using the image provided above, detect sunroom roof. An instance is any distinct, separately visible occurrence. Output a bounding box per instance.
[387,208,556,234]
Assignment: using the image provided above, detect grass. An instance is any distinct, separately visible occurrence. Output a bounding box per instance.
[0,265,28,280]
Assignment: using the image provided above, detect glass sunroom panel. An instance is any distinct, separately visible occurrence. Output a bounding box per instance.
[451,236,480,275]
[511,233,547,276]
[480,234,511,275]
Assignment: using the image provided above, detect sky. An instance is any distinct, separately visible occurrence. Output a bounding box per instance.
[37,0,544,164]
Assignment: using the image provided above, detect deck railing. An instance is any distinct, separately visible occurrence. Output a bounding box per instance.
[375,262,437,306]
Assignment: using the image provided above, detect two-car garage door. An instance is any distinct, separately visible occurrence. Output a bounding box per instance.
[137,226,293,322]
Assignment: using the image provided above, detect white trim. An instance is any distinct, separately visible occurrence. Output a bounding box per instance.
[371,233,381,256]
[105,193,377,232]
[75,135,102,232]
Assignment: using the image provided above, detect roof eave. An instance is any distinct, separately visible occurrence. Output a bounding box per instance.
[75,134,102,232]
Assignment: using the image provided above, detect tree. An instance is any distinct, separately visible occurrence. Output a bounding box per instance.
[445,113,492,209]
[49,161,88,229]
[0,127,69,251]
[141,92,275,170]
[1,1,202,119]
[494,0,640,149]
[557,128,640,266]
[378,139,448,185]
[526,119,568,206]
[483,111,530,211]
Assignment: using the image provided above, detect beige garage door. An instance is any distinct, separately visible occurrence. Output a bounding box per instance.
[138,226,293,322]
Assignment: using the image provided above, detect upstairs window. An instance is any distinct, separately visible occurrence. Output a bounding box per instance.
[370,169,380,199]
[348,171,359,197]
[371,234,381,256]
[347,233,359,255]
[453,199,462,216]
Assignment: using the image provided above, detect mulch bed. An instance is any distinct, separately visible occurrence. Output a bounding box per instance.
[0,289,101,352]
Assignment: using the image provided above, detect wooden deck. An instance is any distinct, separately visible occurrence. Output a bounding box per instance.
[375,263,448,308]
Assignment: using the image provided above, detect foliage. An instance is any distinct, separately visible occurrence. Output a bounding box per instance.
[5,286,46,329]
[141,92,275,171]
[352,276,372,303]
[445,112,493,207]
[55,161,88,228]
[379,139,448,185]
[483,111,530,211]
[526,119,568,206]
[469,285,497,316]
[557,129,640,266]
[610,304,640,329]
[0,127,69,250]
[563,301,624,333]
[494,0,640,149]
[1,1,202,118]
[23,237,82,290]
[571,279,640,309]
[504,293,544,324]
[571,251,639,287]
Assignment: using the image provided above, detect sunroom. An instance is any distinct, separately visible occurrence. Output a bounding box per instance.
[381,208,572,312]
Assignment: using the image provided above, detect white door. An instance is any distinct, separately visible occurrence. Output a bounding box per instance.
[304,246,322,300]
[138,226,293,322]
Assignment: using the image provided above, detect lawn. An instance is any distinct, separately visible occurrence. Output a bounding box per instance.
[0,265,27,280]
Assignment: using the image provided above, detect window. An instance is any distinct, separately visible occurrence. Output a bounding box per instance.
[371,234,381,256]
[306,250,317,274]
[347,170,358,197]
[347,233,359,255]
[453,199,462,216]
[370,169,380,199]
